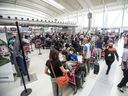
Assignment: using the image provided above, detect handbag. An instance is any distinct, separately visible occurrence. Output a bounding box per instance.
[50,62,69,87]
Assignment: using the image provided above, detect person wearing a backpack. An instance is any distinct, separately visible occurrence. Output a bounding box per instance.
[44,49,67,96]
[95,36,103,60]
[105,43,119,75]
[117,44,128,93]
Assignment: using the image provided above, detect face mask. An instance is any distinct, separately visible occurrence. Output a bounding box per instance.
[70,51,73,54]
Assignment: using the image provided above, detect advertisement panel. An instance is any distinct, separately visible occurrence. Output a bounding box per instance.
[0,33,14,82]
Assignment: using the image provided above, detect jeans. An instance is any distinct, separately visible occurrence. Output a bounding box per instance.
[84,59,90,73]
[105,60,114,74]
[51,78,63,96]
[96,48,102,60]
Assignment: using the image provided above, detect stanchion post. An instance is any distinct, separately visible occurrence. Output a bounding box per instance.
[16,21,30,81]
[19,67,32,96]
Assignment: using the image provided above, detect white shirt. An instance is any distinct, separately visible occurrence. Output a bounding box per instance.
[121,48,128,69]
[91,36,96,42]
[124,37,127,44]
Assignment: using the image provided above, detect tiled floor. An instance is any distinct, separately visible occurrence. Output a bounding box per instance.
[0,38,128,96]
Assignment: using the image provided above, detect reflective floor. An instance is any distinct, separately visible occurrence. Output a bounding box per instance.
[0,38,128,96]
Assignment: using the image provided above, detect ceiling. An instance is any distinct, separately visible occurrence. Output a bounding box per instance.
[0,0,127,20]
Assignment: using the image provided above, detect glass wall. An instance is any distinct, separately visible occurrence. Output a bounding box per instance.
[57,8,128,28]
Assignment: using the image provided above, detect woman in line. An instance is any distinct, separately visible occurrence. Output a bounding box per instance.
[105,43,119,75]
[44,49,67,96]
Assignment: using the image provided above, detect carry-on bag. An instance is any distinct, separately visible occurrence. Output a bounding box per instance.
[93,61,100,74]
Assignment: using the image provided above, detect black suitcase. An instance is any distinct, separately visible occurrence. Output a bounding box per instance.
[94,61,100,74]
[79,64,86,77]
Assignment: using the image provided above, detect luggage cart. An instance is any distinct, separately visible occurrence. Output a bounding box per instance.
[66,61,85,94]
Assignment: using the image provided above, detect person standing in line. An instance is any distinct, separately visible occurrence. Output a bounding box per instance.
[95,36,103,60]
[117,44,128,93]
[104,33,109,47]
[44,49,67,96]
[83,37,91,73]
[104,43,119,75]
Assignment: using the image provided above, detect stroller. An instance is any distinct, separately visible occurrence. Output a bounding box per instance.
[66,61,85,94]
[101,48,105,59]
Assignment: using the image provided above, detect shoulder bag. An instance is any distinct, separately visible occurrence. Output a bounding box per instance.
[50,62,69,87]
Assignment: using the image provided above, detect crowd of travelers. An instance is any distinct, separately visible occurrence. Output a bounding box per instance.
[8,31,128,96]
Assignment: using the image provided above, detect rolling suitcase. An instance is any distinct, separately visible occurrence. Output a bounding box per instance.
[94,61,100,74]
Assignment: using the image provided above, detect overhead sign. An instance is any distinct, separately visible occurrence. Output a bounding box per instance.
[10,28,16,31]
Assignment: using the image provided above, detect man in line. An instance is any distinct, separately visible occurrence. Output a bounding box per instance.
[83,37,91,73]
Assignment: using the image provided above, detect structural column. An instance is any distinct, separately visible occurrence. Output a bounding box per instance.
[120,3,126,33]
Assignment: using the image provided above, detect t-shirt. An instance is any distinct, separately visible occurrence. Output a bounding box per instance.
[83,43,91,59]
[91,36,96,42]
[121,48,128,69]
[124,37,128,45]
[46,60,63,78]
[69,53,78,61]
[95,40,103,49]
[122,48,128,62]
